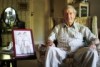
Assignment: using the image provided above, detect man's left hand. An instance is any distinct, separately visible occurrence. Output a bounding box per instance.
[89,44,96,49]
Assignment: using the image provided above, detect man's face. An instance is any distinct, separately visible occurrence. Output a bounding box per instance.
[63,8,76,25]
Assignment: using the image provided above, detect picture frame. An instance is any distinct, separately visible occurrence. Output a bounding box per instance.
[12,29,35,58]
[73,2,89,17]
[81,6,88,17]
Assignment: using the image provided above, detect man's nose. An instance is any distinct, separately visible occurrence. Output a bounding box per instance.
[67,14,71,19]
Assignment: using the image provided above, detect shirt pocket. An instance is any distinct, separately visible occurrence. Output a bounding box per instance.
[57,32,68,43]
[73,32,83,40]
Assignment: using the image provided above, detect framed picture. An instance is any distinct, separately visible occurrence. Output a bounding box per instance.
[81,6,88,17]
[12,29,35,58]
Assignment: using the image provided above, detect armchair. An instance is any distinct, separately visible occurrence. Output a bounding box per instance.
[53,16,98,37]
[35,16,100,67]
[75,16,98,37]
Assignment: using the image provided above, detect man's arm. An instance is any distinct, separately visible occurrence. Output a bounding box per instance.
[46,25,59,46]
[89,38,100,49]
[46,39,53,46]
[83,27,100,49]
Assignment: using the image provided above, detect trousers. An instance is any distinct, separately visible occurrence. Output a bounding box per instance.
[45,46,98,67]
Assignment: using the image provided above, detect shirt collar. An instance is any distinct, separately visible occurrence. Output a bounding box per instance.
[62,21,76,29]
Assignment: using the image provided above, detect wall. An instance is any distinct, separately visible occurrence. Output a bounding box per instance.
[0,0,51,45]
[0,0,29,45]
[53,0,100,29]
[30,0,50,44]
[88,0,100,28]
[0,0,29,25]
[53,0,65,18]
[0,0,100,45]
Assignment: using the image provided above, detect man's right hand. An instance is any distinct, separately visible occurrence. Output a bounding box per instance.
[46,39,54,46]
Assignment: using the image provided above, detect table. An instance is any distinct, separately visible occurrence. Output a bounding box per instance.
[0,48,17,67]
[0,47,37,67]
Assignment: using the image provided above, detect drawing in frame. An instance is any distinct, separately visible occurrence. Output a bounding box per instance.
[12,29,35,58]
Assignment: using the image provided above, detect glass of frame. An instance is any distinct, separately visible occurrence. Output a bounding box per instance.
[81,6,88,17]
[12,29,35,58]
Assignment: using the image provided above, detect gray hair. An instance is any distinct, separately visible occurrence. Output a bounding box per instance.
[63,5,77,15]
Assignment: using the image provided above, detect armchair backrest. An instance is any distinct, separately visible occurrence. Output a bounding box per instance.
[52,16,98,37]
[75,16,98,37]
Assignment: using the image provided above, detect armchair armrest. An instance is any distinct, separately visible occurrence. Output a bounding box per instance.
[92,16,98,37]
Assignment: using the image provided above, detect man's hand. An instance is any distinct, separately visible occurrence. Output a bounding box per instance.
[91,38,100,45]
[89,38,100,49]
[89,44,96,49]
[46,39,54,46]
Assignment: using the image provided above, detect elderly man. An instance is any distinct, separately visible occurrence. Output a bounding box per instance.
[45,5,100,67]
